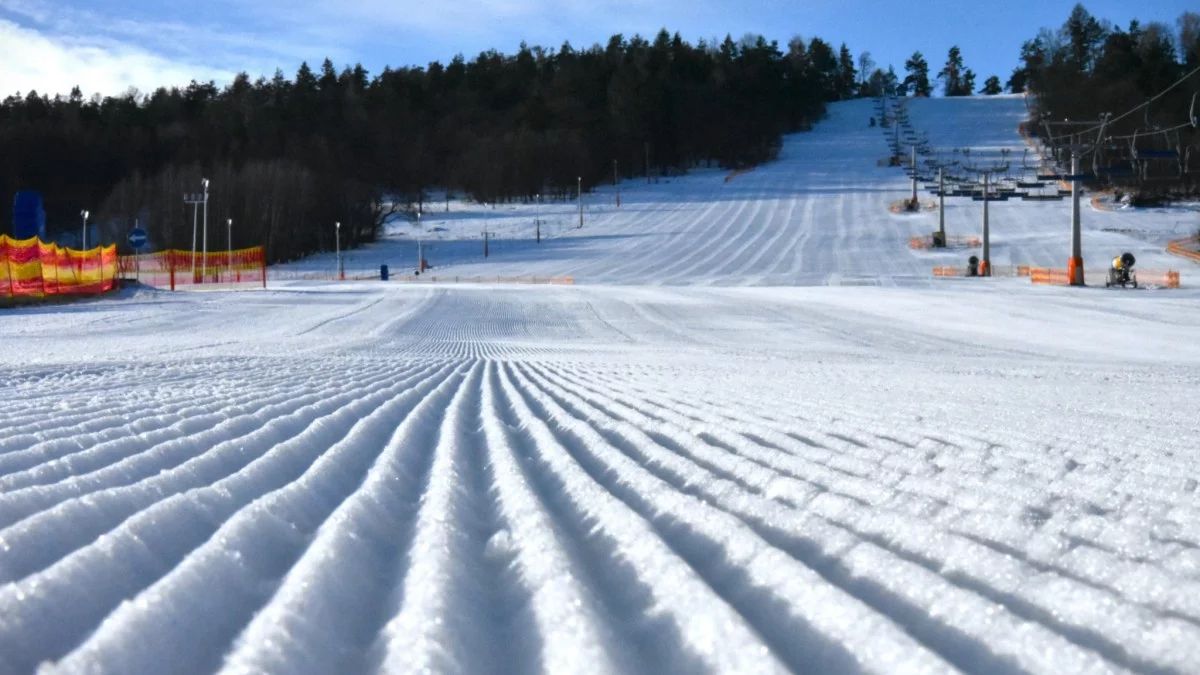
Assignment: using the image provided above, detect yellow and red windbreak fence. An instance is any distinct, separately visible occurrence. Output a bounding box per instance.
[118,248,266,290]
[1,235,118,299]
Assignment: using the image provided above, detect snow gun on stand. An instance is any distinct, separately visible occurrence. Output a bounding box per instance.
[1106,252,1137,289]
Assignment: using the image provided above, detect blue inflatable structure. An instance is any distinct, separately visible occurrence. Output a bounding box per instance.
[13,191,46,241]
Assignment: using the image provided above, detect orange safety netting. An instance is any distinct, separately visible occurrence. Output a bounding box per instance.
[118,248,266,290]
[1,235,118,299]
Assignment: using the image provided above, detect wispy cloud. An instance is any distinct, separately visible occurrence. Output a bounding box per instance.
[0,19,234,97]
[0,0,754,97]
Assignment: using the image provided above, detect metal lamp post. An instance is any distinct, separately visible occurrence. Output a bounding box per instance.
[335,221,342,280]
[202,178,210,282]
[80,210,89,250]
[227,218,233,283]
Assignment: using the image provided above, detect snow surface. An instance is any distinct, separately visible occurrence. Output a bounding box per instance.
[2,96,1200,675]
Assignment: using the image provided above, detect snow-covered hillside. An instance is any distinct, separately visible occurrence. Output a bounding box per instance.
[2,97,1199,675]
[288,96,1195,286]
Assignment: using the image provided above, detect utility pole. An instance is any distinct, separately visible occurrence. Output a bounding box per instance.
[577,176,583,229]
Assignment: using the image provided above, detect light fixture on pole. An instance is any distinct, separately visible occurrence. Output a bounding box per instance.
[201,178,210,282]
[335,221,342,280]
[80,210,89,250]
[185,190,204,279]
[227,218,233,283]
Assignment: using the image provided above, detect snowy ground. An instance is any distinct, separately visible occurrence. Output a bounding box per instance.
[283,96,1196,285]
[2,97,1200,675]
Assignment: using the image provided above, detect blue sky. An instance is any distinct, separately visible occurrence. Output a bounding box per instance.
[1,0,1195,97]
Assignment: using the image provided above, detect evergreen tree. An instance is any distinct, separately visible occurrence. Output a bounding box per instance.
[903,51,932,97]
[981,75,1003,95]
[0,29,853,262]
[938,46,974,96]
[837,44,858,99]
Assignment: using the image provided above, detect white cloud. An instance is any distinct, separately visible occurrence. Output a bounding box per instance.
[0,19,235,97]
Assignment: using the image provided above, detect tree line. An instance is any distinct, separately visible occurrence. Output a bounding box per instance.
[1,31,875,262]
[1009,4,1200,198]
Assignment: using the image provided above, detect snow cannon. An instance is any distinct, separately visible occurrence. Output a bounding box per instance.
[1106,252,1137,288]
[967,255,980,277]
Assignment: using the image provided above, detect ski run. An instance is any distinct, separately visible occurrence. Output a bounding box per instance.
[2,96,1199,674]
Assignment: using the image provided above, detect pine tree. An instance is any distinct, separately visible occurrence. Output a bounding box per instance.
[938,46,973,96]
[837,44,858,99]
[981,75,1003,95]
[903,51,932,97]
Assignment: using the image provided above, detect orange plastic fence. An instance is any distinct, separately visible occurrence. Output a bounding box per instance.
[1167,236,1200,264]
[394,275,575,285]
[909,235,982,250]
[1030,268,1071,285]
[118,248,266,290]
[933,265,1032,278]
[1,235,118,299]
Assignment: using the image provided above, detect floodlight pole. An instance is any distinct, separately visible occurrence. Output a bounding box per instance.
[578,176,583,229]
[335,221,342,280]
[202,178,209,282]
[80,210,89,250]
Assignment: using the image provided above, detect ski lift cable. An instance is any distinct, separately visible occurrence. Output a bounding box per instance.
[1104,120,1193,142]
[1044,64,1200,143]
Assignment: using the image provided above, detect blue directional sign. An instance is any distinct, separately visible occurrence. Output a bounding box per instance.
[127,227,148,250]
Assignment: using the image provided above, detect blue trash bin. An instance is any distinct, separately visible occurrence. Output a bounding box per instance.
[381,264,389,281]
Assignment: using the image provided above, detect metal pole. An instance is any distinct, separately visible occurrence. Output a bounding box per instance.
[135,217,140,283]
[227,218,232,284]
[982,171,991,276]
[645,142,651,184]
[938,168,946,243]
[484,206,489,258]
[191,200,198,278]
[536,194,540,243]
[335,221,341,280]
[911,145,918,204]
[1069,149,1084,286]
[80,210,88,250]
[202,179,209,283]
[577,176,583,229]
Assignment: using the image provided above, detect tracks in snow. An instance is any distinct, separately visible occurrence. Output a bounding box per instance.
[2,340,1198,673]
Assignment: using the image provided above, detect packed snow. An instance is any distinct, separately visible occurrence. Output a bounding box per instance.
[2,96,1199,675]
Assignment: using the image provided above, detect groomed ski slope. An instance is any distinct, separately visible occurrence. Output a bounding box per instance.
[291,95,1192,285]
[2,97,1200,675]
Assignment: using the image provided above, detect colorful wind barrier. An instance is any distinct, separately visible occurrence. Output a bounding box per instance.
[117,248,266,290]
[1,235,118,299]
